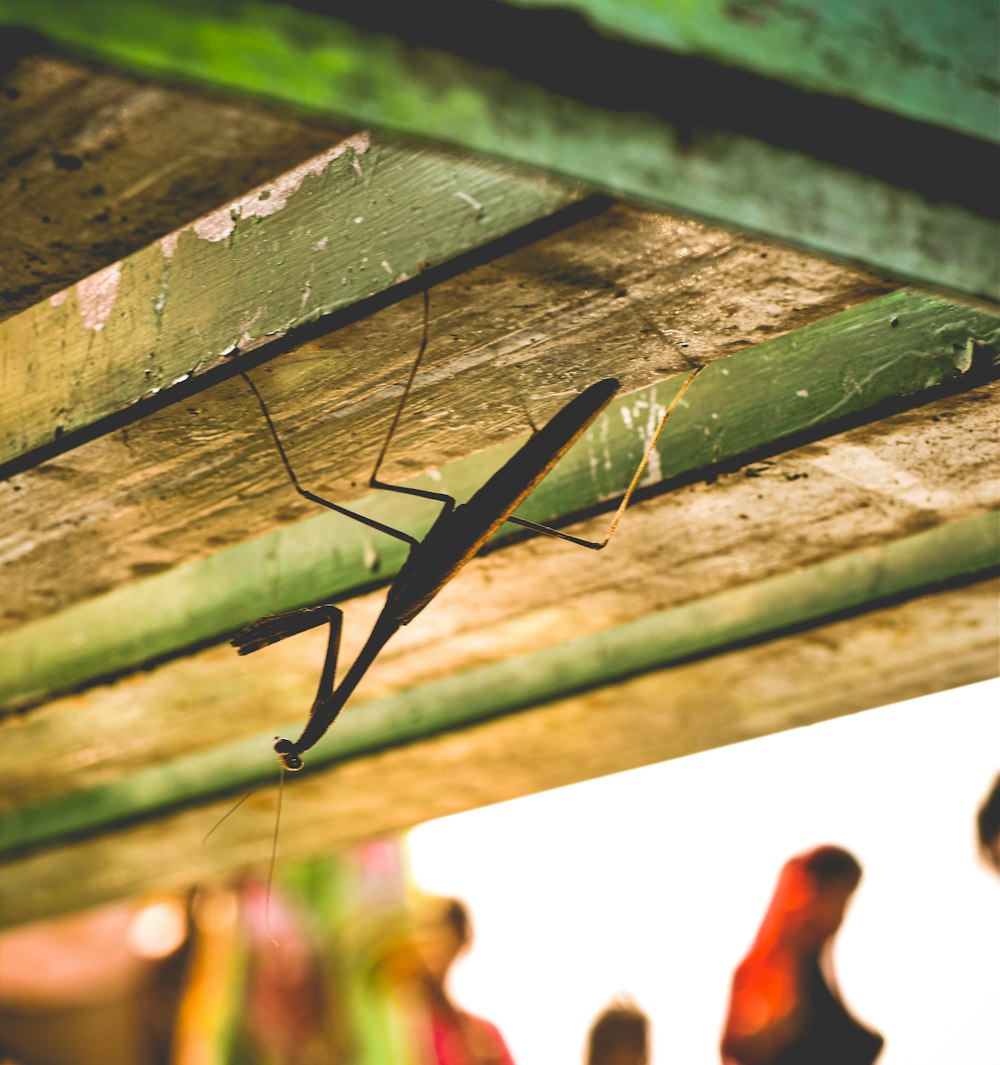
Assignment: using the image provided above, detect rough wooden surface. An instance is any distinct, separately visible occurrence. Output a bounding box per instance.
[508,0,1000,143]
[0,129,581,469]
[1,578,994,928]
[0,204,892,639]
[2,378,996,817]
[2,0,995,296]
[4,287,997,715]
[0,47,347,320]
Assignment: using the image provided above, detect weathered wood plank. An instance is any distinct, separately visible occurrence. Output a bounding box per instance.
[1,289,994,712]
[0,131,581,468]
[1,509,995,857]
[0,204,890,636]
[2,379,997,813]
[508,0,1000,143]
[1,0,996,295]
[0,578,995,928]
[0,47,348,320]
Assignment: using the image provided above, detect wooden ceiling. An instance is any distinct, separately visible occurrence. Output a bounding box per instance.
[0,4,997,928]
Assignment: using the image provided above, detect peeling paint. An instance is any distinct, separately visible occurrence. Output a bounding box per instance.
[48,290,68,308]
[237,308,264,350]
[160,232,180,259]
[796,389,810,397]
[313,237,329,251]
[189,132,371,244]
[76,262,122,331]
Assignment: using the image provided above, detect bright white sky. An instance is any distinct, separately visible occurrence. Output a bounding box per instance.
[407,678,1000,1065]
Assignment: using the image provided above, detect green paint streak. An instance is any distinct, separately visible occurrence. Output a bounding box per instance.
[508,0,999,144]
[1,510,995,857]
[1,290,996,713]
[0,0,996,297]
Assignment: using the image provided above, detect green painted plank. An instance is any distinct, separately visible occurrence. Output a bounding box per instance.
[1,0,996,297]
[1,289,996,713]
[508,0,1000,144]
[1,510,995,857]
[0,132,579,467]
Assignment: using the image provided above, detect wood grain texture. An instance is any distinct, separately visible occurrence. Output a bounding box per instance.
[2,379,996,817]
[2,0,996,295]
[0,204,892,640]
[0,129,581,467]
[3,285,995,711]
[508,0,1000,143]
[0,578,994,928]
[0,48,348,320]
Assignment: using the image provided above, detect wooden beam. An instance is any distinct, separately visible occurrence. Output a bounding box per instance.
[2,377,997,816]
[0,202,890,638]
[0,577,995,928]
[507,0,1000,143]
[1,0,996,296]
[0,131,581,470]
[0,47,349,321]
[1,510,995,859]
[2,289,995,713]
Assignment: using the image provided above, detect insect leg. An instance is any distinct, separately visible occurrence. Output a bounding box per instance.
[505,367,704,550]
[232,602,344,656]
[367,274,457,511]
[240,370,419,547]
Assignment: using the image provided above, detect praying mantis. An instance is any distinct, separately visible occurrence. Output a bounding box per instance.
[233,279,702,772]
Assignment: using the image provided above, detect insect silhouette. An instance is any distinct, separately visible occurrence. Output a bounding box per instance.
[233,279,701,771]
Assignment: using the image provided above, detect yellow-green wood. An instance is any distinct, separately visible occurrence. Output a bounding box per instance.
[1,0,996,296]
[0,545,995,877]
[0,132,579,469]
[1,289,996,713]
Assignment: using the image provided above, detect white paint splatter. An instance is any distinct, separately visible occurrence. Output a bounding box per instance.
[796,389,810,398]
[313,236,329,251]
[381,260,394,274]
[160,231,180,259]
[455,190,484,216]
[353,215,364,224]
[188,132,371,244]
[49,290,68,307]
[237,308,264,350]
[76,261,122,331]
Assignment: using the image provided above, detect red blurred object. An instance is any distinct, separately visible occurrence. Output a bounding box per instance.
[720,845,883,1065]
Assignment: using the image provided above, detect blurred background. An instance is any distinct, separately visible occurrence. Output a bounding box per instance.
[2,678,996,1064]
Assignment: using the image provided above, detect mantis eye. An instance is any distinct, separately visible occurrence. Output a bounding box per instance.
[273,737,304,772]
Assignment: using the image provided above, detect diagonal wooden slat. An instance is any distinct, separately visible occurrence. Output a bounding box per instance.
[1,509,995,860]
[0,578,994,928]
[1,288,995,713]
[1,0,996,296]
[507,0,1000,143]
[2,376,997,816]
[0,130,582,470]
[1,203,891,638]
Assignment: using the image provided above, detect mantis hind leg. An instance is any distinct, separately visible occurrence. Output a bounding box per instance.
[368,269,457,512]
[505,366,704,550]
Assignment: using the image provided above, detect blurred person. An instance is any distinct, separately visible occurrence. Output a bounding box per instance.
[0,897,189,1065]
[584,998,649,1065]
[409,896,515,1065]
[720,845,883,1065]
[976,773,1000,874]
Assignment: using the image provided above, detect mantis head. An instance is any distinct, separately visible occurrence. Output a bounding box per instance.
[273,737,304,772]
